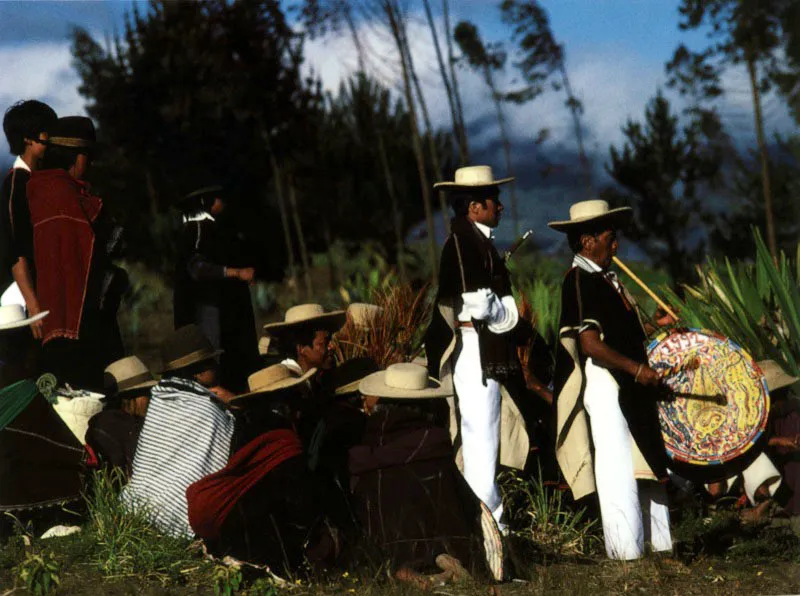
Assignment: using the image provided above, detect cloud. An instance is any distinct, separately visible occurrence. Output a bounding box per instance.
[0,42,87,158]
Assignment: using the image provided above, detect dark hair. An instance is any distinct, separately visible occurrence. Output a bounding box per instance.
[277,325,318,359]
[567,222,614,254]
[448,187,498,217]
[3,100,57,155]
[41,144,86,171]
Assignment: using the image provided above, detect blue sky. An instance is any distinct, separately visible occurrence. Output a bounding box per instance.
[0,1,795,247]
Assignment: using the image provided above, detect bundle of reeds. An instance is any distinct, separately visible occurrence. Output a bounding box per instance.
[332,283,434,368]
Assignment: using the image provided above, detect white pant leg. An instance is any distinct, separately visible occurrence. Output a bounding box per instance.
[741,452,782,504]
[584,358,643,560]
[454,328,502,521]
[639,481,673,553]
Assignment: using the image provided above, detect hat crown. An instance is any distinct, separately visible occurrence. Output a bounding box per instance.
[105,356,151,383]
[0,305,29,326]
[757,359,799,392]
[454,166,495,186]
[347,303,382,329]
[284,304,325,324]
[161,325,216,370]
[247,364,297,392]
[569,200,611,221]
[385,363,429,390]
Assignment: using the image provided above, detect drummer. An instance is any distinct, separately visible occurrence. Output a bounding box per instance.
[549,200,672,560]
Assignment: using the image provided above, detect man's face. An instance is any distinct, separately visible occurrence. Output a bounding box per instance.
[470,193,504,228]
[26,132,49,162]
[299,329,333,371]
[583,228,618,269]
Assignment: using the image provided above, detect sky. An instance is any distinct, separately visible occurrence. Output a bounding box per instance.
[0,0,796,247]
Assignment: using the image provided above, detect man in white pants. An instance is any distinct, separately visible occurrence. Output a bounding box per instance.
[424,166,520,530]
[550,200,672,560]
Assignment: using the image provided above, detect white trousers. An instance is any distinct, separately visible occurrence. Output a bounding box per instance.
[454,328,503,524]
[584,358,672,560]
[703,452,782,505]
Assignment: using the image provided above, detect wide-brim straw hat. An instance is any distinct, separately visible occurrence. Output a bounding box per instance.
[0,304,49,330]
[161,324,223,373]
[263,304,346,335]
[103,356,157,399]
[548,200,633,232]
[230,364,316,404]
[433,165,514,190]
[329,357,381,396]
[358,362,452,399]
[347,303,383,330]
[758,359,799,392]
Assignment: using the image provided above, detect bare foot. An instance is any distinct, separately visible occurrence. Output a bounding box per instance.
[394,566,432,591]
[740,499,773,523]
[435,553,472,583]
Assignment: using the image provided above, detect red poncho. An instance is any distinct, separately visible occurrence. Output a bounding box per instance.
[27,169,102,344]
[186,429,303,540]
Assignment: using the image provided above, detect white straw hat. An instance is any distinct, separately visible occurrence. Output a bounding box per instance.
[0,304,49,330]
[548,200,632,232]
[262,304,346,334]
[358,362,452,399]
[433,165,514,190]
[757,360,799,392]
[230,364,316,403]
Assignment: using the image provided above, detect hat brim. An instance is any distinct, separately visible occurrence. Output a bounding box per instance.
[433,177,515,190]
[358,370,452,399]
[0,310,50,331]
[113,380,158,399]
[767,371,800,392]
[230,367,317,404]
[160,349,224,373]
[263,311,347,335]
[547,208,633,233]
[335,378,365,396]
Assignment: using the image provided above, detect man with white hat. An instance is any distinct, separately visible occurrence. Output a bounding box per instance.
[424,165,523,532]
[549,200,671,560]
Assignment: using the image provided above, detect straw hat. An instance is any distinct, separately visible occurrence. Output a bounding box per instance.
[328,357,381,396]
[757,360,799,392]
[433,165,514,190]
[262,304,346,335]
[161,325,223,373]
[103,356,157,399]
[547,200,632,233]
[347,303,383,330]
[258,335,272,356]
[358,362,452,399]
[230,364,316,404]
[0,304,49,331]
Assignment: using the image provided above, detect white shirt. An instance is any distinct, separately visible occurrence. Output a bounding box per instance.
[572,254,621,292]
[12,156,31,173]
[280,358,304,376]
[182,211,215,224]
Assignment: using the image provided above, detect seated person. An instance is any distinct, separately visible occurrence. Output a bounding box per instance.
[0,305,85,535]
[187,364,326,573]
[85,356,157,478]
[351,363,502,587]
[765,360,800,516]
[121,325,235,538]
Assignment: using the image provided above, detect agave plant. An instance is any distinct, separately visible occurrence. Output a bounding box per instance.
[663,229,800,377]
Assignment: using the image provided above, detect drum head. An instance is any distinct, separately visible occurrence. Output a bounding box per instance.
[647,329,769,483]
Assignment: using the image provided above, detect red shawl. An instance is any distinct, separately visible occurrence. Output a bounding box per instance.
[27,169,102,343]
[186,429,303,540]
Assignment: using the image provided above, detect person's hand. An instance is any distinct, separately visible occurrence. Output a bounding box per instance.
[237,267,255,283]
[210,385,236,403]
[654,307,677,328]
[26,298,44,340]
[635,364,661,387]
[770,436,800,451]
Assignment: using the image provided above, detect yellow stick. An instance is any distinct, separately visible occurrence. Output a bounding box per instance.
[612,256,680,322]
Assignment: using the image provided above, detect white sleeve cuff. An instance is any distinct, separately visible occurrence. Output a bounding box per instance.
[487,294,519,333]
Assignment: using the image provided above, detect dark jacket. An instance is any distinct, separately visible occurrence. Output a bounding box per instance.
[0,166,34,292]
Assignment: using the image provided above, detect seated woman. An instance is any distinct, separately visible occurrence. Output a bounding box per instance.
[351,363,502,588]
[0,305,86,536]
[187,364,327,574]
[121,325,235,538]
[85,356,157,478]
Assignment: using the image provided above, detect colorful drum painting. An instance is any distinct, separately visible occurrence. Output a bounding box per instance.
[647,329,769,467]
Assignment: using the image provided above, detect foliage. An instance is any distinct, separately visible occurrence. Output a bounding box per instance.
[500,469,600,559]
[604,92,726,286]
[515,279,561,347]
[15,552,61,595]
[664,229,800,377]
[85,468,203,583]
[331,283,433,367]
[213,563,243,595]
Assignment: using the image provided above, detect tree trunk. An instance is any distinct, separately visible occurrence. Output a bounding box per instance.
[378,134,407,283]
[559,62,593,195]
[288,181,314,299]
[267,152,298,296]
[746,54,777,260]
[341,0,366,72]
[322,219,338,291]
[422,0,466,164]
[399,15,449,235]
[486,68,519,236]
[385,0,438,280]
[442,0,469,161]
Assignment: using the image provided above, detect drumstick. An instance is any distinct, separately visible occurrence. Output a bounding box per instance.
[612,256,680,322]
[670,392,727,406]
